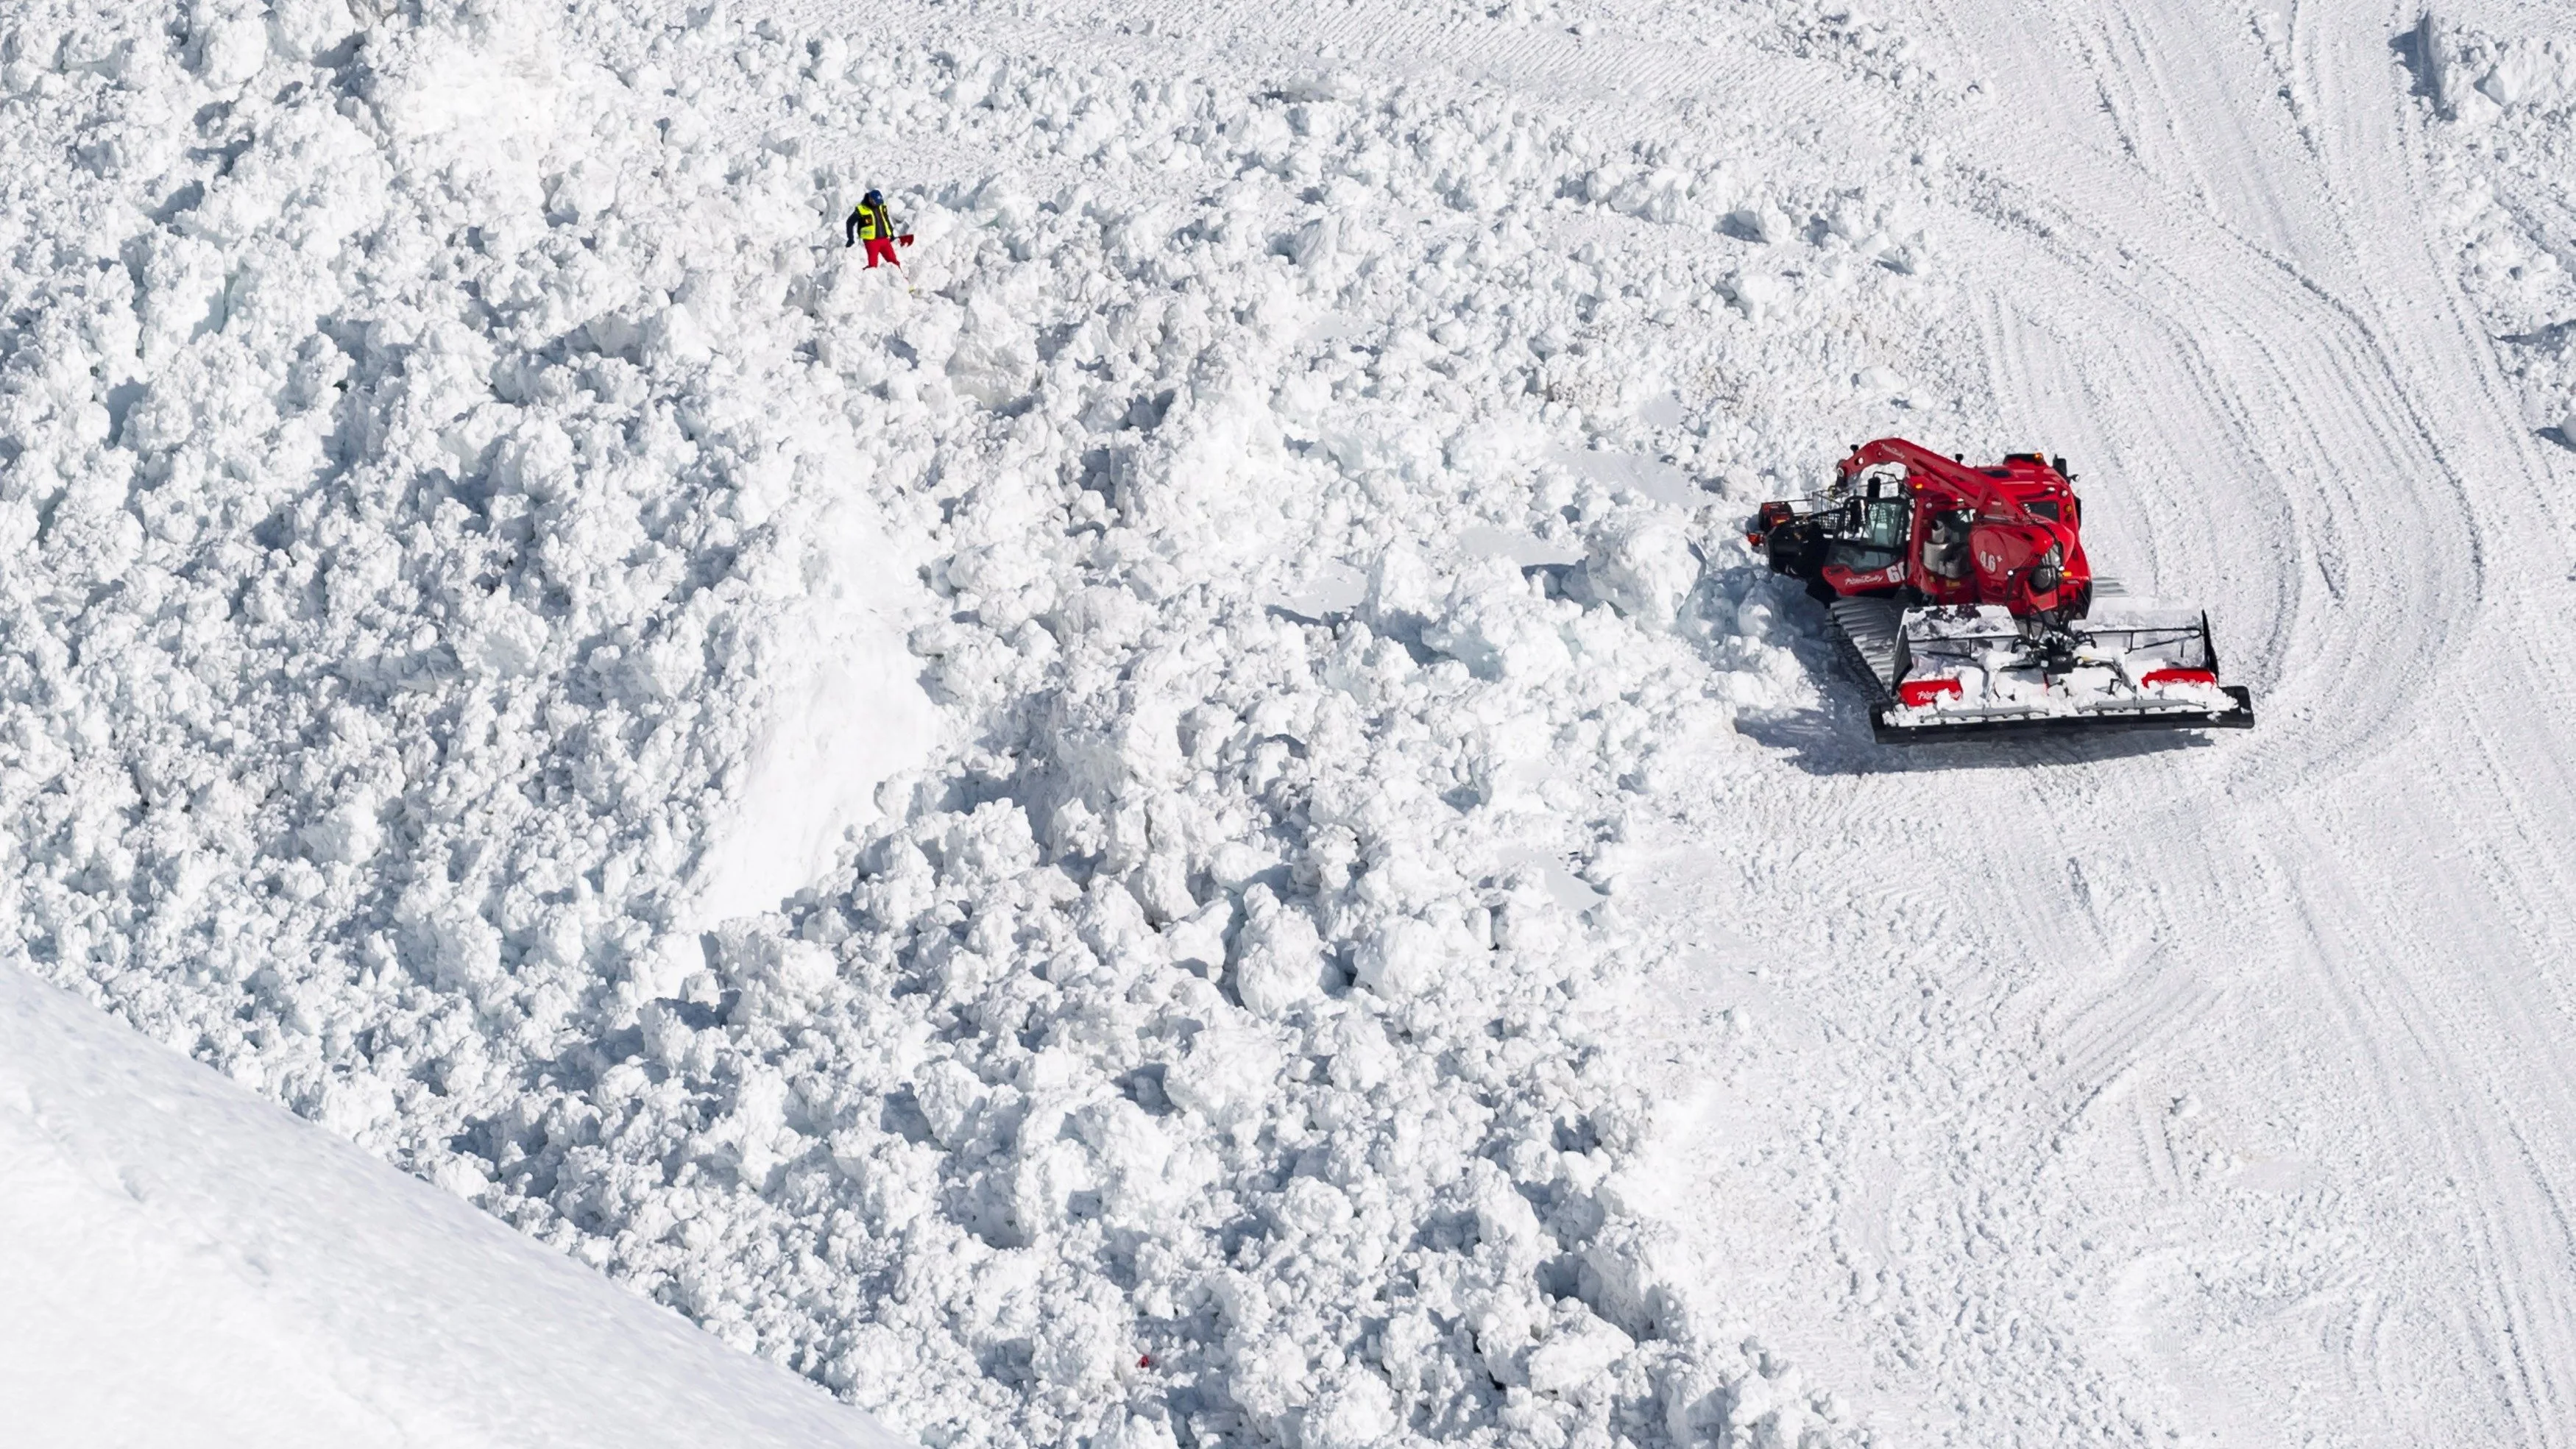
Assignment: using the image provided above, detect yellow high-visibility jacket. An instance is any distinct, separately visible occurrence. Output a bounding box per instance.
[847,199,895,243]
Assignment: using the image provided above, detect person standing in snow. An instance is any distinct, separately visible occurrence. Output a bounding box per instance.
[845,190,911,269]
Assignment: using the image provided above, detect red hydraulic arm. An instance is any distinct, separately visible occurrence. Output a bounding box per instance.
[1841,438,2046,528]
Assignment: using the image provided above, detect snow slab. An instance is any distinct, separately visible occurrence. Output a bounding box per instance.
[0,966,905,1449]
[693,495,935,927]
[1457,525,1586,567]
[1545,444,1700,508]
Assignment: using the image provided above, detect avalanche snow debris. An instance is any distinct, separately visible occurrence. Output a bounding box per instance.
[2418,21,2576,456]
[0,0,1954,1445]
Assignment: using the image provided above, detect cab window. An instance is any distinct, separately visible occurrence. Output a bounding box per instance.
[1857,497,1909,547]
[1827,497,1911,570]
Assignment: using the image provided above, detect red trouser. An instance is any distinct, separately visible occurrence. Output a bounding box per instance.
[864,238,900,269]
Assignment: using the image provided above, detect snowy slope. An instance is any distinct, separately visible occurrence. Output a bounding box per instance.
[0,964,902,1448]
[6,0,2575,1447]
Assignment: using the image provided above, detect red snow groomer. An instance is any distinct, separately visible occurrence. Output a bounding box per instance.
[1746,439,2253,743]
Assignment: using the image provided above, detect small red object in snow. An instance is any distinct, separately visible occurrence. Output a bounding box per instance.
[1137,1355,1153,1369]
[899,234,916,246]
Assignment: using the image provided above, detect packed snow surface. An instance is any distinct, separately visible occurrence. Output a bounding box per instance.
[5,0,2576,1446]
[0,964,900,1448]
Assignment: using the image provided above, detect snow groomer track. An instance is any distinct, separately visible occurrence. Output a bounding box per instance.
[7,0,2576,1445]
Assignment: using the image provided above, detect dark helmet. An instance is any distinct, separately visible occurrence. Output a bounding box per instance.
[864,189,883,203]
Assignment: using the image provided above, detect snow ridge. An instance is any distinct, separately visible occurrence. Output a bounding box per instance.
[0,965,900,1449]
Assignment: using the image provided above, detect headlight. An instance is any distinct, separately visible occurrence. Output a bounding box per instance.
[2028,543,2063,595]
